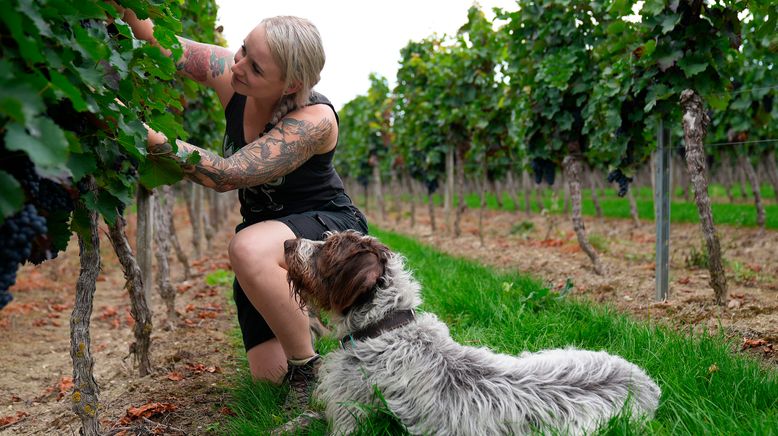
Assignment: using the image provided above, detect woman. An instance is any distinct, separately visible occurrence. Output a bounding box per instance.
[120,8,368,410]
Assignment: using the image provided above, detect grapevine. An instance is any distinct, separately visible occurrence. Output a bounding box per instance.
[0,205,48,306]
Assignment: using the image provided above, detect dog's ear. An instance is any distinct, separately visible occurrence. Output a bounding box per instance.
[328,251,384,313]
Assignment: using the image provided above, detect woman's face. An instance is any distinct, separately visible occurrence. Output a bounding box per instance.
[231,24,287,102]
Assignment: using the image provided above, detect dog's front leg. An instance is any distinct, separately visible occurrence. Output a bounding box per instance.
[318,356,381,435]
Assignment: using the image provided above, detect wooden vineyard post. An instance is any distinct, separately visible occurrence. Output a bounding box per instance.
[655,120,671,302]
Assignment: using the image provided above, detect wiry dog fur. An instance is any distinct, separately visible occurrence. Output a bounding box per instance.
[284,231,661,435]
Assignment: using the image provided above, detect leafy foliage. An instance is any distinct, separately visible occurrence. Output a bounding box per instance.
[0,0,223,296]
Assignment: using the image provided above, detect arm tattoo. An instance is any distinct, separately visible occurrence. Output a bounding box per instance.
[176,37,232,82]
[150,116,334,192]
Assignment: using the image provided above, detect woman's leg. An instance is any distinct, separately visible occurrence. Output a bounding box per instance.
[229,220,315,383]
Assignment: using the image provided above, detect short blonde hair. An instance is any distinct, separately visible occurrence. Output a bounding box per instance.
[261,16,325,108]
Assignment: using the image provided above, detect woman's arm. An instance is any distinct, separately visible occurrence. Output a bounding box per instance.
[147,105,337,192]
[121,7,235,106]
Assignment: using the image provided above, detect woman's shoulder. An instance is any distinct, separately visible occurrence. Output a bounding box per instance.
[305,91,339,125]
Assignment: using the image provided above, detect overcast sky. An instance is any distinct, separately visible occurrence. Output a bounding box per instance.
[215,0,518,109]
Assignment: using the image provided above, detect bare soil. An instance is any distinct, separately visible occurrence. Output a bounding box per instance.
[0,204,243,435]
[373,203,778,365]
[2,199,776,435]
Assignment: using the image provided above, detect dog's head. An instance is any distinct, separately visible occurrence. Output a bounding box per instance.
[284,230,391,315]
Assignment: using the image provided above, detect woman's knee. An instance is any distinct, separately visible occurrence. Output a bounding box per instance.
[228,221,294,271]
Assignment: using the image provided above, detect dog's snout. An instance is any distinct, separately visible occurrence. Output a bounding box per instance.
[284,239,296,253]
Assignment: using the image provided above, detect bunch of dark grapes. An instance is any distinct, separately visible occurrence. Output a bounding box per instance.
[0,205,48,307]
[607,169,633,197]
[4,155,75,266]
[426,178,439,195]
[531,158,556,186]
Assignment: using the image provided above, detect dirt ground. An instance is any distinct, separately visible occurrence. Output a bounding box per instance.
[1,199,776,435]
[0,205,243,435]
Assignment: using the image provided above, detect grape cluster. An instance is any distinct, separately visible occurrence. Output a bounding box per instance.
[426,178,439,195]
[0,205,48,306]
[607,169,633,197]
[531,158,556,186]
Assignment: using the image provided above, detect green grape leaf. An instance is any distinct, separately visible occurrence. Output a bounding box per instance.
[138,157,184,189]
[0,80,44,123]
[4,118,69,168]
[49,70,88,112]
[67,152,98,182]
[678,54,708,78]
[0,171,24,222]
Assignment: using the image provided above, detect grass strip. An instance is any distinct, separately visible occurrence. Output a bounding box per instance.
[219,229,778,435]
[458,186,778,229]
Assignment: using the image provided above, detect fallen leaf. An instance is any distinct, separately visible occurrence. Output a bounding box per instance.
[56,376,74,401]
[187,363,206,374]
[677,277,691,285]
[176,282,194,294]
[218,406,236,416]
[118,402,177,425]
[742,338,768,350]
[99,306,118,320]
[167,372,185,381]
[0,411,28,426]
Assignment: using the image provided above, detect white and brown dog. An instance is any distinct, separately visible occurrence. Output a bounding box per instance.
[283,230,661,435]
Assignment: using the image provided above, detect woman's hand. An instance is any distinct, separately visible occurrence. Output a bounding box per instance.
[144,123,171,156]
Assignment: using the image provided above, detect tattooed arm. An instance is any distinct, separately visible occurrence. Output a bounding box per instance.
[121,8,234,107]
[147,105,337,192]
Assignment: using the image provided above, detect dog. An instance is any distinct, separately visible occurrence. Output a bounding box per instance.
[283,231,661,435]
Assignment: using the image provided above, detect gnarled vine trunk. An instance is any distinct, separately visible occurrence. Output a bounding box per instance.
[154,185,178,329]
[680,89,727,305]
[108,213,153,376]
[186,183,203,259]
[404,170,417,228]
[167,187,191,281]
[627,188,641,228]
[453,146,467,237]
[522,169,532,214]
[588,165,603,218]
[562,153,604,275]
[738,153,765,230]
[371,154,386,224]
[762,150,778,203]
[505,168,520,214]
[70,177,101,436]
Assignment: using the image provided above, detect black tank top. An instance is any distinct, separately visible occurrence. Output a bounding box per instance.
[222,91,346,223]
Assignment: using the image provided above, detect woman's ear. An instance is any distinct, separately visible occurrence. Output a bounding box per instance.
[284,81,302,96]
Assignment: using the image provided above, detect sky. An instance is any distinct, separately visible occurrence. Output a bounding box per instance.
[215,0,518,110]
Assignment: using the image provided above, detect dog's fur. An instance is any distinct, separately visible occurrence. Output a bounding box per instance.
[284,231,661,435]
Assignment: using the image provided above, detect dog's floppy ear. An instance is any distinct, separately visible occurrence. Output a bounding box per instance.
[328,251,384,313]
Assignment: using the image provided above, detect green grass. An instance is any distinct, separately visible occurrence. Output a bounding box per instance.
[456,185,778,229]
[219,230,778,435]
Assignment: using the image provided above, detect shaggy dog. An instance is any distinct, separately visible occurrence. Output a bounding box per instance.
[283,231,661,435]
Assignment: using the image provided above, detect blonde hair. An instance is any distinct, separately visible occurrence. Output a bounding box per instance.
[261,16,326,125]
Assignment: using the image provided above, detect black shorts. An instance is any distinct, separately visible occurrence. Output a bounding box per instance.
[233,195,368,351]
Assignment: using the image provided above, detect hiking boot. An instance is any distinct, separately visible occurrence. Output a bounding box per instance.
[282,354,322,413]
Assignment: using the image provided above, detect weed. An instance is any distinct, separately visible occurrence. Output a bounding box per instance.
[205,269,234,287]
[510,221,535,236]
[587,233,610,254]
[685,243,710,269]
